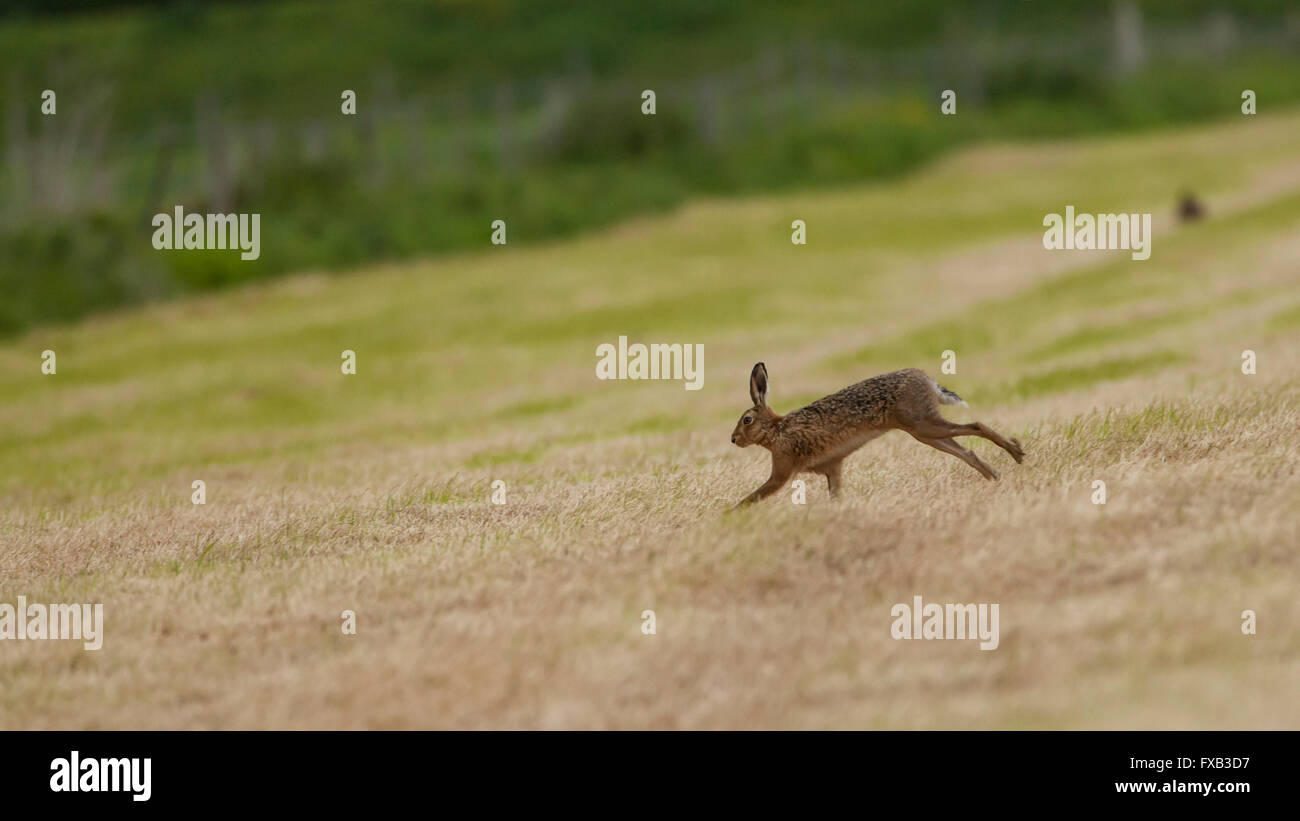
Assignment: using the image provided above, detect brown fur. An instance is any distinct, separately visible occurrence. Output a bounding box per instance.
[730,363,1025,507]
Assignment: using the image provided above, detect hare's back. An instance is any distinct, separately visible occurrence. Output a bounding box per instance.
[809,368,935,421]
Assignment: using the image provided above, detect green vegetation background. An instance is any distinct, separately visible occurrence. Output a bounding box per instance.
[2,0,1299,334]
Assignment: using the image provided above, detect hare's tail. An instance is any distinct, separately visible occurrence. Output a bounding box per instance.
[932,379,968,407]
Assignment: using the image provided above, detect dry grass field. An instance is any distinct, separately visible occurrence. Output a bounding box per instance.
[1,112,1298,729]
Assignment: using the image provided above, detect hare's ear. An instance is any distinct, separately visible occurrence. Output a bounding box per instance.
[749,362,769,407]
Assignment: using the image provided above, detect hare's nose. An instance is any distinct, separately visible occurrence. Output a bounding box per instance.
[730,435,737,443]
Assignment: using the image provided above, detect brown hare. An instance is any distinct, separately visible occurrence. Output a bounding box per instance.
[730,363,1024,507]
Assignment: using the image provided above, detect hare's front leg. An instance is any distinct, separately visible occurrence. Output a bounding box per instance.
[813,458,844,498]
[734,459,794,508]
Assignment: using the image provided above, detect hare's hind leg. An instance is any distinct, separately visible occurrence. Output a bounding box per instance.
[811,457,844,497]
[959,422,1024,463]
[909,433,998,480]
[901,414,1024,463]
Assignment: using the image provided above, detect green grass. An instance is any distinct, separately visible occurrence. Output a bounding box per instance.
[1021,290,1265,364]
[987,350,1188,402]
[494,395,581,420]
[3,111,1298,505]
[1268,302,1300,331]
[830,184,1300,376]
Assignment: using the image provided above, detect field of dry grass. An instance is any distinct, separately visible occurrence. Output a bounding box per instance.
[1,112,1298,729]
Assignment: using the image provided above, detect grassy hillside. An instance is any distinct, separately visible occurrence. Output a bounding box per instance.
[5,0,1300,334]
[1,111,1297,728]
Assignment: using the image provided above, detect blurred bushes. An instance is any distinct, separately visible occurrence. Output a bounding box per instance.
[538,90,692,163]
[0,212,171,334]
[985,59,1109,105]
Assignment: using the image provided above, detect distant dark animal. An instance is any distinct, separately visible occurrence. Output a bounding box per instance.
[1178,193,1206,222]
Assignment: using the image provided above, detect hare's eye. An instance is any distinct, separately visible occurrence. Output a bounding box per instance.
[743,415,753,425]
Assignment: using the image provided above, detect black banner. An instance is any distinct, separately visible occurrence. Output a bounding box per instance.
[2,731,1289,810]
